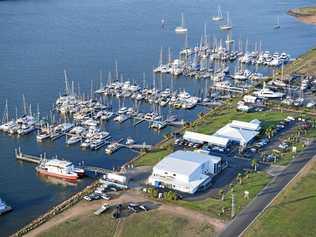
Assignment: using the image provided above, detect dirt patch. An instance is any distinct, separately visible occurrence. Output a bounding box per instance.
[295,15,316,25]
[25,190,225,236]
[159,203,226,232]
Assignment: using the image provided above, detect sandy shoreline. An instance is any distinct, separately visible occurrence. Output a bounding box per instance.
[288,8,316,25]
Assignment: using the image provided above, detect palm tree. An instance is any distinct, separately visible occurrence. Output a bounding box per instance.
[251,159,258,172]
[219,189,225,201]
[237,173,243,185]
[265,127,273,139]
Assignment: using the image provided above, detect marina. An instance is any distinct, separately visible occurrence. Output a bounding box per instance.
[0,0,315,235]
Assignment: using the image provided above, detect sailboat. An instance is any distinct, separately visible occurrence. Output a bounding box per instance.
[175,13,188,33]
[0,100,15,132]
[220,12,232,31]
[273,16,280,29]
[212,5,223,21]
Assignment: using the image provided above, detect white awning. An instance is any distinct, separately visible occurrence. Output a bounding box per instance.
[183,131,229,147]
[230,120,261,131]
[215,125,259,145]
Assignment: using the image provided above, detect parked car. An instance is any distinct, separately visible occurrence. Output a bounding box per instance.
[258,138,269,146]
[139,204,149,212]
[100,193,111,200]
[211,146,225,153]
[84,193,101,201]
[278,142,289,150]
[266,154,277,162]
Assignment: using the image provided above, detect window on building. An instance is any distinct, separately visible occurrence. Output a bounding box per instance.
[173,173,176,177]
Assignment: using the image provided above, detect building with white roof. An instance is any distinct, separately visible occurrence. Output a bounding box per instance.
[148,150,223,194]
[215,119,261,146]
[183,131,230,147]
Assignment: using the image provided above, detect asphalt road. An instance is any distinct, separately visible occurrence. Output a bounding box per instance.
[219,140,316,237]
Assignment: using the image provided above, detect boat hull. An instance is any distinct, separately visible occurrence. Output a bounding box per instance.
[36,168,78,181]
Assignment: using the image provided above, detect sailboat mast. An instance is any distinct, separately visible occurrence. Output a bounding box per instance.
[159,47,163,66]
[22,94,27,115]
[181,13,185,27]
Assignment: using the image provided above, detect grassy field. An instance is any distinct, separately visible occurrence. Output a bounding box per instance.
[38,212,117,237]
[289,6,316,16]
[192,110,286,135]
[120,210,215,237]
[244,159,316,237]
[175,171,271,220]
[38,209,215,237]
[281,47,316,76]
[134,148,173,167]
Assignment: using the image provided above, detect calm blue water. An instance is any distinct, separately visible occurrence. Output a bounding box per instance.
[0,0,315,235]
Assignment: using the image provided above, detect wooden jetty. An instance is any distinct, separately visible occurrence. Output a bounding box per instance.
[15,148,42,164]
[209,85,249,93]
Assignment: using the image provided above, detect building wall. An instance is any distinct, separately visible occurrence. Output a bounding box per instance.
[148,176,195,193]
[152,167,189,183]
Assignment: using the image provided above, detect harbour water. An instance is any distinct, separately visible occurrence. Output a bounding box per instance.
[0,0,315,235]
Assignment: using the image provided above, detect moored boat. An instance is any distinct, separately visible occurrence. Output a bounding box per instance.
[36,159,84,181]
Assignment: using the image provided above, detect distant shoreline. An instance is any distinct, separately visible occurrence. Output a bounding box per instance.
[288,7,316,25]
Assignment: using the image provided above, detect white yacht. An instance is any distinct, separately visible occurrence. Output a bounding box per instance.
[220,12,232,31]
[175,13,188,33]
[17,124,36,136]
[253,85,284,99]
[0,120,16,133]
[113,114,129,123]
[66,135,82,145]
[0,198,12,215]
[36,130,51,142]
[212,5,223,21]
[118,107,128,114]
[126,137,135,145]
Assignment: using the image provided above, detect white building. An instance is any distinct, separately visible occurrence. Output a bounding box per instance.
[148,150,222,194]
[183,131,229,148]
[215,119,261,147]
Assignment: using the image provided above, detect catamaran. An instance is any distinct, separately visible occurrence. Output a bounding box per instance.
[175,13,188,33]
[212,5,223,21]
[36,159,84,181]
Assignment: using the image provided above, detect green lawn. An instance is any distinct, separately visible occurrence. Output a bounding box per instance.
[279,47,316,76]
[245,160,316,237]
[274,126,316,166]
[192,110,286,135]
[38,209,215,237]
[120,210,215,237]
[175,171,271,220]
[290,6,316,16]
[134,148,173,167]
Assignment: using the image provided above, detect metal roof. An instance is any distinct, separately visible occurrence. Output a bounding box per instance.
[153,150,221,177]
[183,131,229,147]
[230,120,261,131]
[215,124,259,145]
[46,159,72,168]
